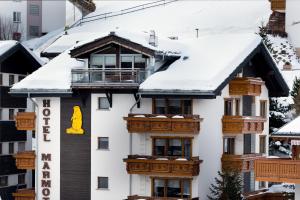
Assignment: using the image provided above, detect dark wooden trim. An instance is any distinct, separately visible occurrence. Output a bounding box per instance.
[105,92,113,108]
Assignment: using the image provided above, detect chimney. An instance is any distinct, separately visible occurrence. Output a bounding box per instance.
[149,30,158,47]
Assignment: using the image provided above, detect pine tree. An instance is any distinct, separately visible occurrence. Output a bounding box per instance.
[291,77,300,115]
[207,170,243,200]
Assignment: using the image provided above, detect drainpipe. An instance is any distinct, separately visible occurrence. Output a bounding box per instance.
[28,94,39,200]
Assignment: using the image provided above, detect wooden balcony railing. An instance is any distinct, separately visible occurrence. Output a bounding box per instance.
[13,188,35,200]
[229,77,264,96]
[222,116,266,134]
[124,114,201,134]
[127,196,199,200]
[222,154,264,172]
[14,151,35,170]
[69,0,96,13]
[124,155,202,177]
[71,68,145,88]
[270,0,286,11]
[15,112,36,131]
[255,158,300,184]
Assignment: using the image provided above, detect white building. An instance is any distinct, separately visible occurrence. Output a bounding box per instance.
[286,0,300,56]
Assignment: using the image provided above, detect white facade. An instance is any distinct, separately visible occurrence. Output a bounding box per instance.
[286,0,300,54]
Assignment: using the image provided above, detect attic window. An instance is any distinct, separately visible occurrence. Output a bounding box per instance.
[183,56,189,60]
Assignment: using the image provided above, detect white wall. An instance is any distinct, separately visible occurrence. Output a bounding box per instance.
[286,0,300,49]
[42,1,66,33]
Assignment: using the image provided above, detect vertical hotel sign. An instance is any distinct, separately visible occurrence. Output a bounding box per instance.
[41,99,51,199]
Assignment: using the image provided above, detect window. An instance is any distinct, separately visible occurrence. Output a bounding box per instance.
[98,97,110,109]
[98,137,109,150]
[153,178,191,198]
[97,177,109,189]
[18,142,25,152]
[121,56,133,68]
[29,26,39,37]
[260,100,267,118]
[104,56,116,68]
[0,74,2,86]
[259,136,266,154]
[235,98,240,116]
[259,181,266,189]
[18,174,25,185]
[9,109,14,120]
[134,55,146,68]
[224,99,233,116]
[0,143,2,155]
[223,137,235,154]
[18,75,25,82]
[0,109,2,120]
[9,74,15,86]
[0,176,8,187]
[153,99,192,115]
[9,142,14,154]
[153,138,192,159]
[90,55,104,68]
[29,4,39,15]
[13,12,21,23]
[18,108,25,113]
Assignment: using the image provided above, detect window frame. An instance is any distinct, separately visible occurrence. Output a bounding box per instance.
[97,177,109,189]
[0,176,8,187]
[13,11,21,23]
[0,74,2,86]
[259,135,266,154]
[224,98,233,116]
[235,98,241,116]
[260,100,267,118]
[18,141,26,152]
[9,109,14,120]
[9,74,15,86]
[29,25,40,37]
[9,142,14,154]
[98,97,110,110]
[29,4,39,16]
[0,143,2,155]
[18,174,26,185]
[223,137,235,155]
[152,98,193,115]
[97,137,109,150]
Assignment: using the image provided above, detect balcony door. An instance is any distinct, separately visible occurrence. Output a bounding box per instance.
[152,178,191,198]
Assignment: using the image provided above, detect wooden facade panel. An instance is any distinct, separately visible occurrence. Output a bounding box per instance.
[15,112,36,131]
[222,154,264,172]
[13,188,35,200]
[14,151,35,170]
[222,116,265,134]
[124,114,201,134]
[124,156,202,177]
[229,77,263,96]
[255,158,300,184]
[128,196,199,200]
[270,0,286,11]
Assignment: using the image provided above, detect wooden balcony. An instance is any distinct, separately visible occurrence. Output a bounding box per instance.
[13,188,35,200]
[229,77,264,96]
[222,154,264,172]
[15,112,36,131]
[270,0,286,11]
[124,114,201,134]
[255,158,300,184]
[69,0,96,14]
[128,196,198,200]
[222,116,266,134]
[124,155,202,177]
[14,151,35,170]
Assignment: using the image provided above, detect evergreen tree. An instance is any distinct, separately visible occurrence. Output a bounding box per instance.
[291,77,300,115]
[207,170,243,200]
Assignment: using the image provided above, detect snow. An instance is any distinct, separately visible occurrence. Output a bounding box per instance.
[268,183,295,193]
[274,116,300,135]
[140,33,261,91]
[0,40,17,56]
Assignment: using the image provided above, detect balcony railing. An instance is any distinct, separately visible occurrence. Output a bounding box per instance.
[127,196,198,200]
[124,155,202,177]
[270,0,286,11]
[13,188,35,200]
[255,158,300,184]
[229,77,264,96]
[222,154,264,172]
[71,68,146,88]
[124,114,201,134]
[15,112,36,131]
[14,151,35,170]
[222,116,266,134]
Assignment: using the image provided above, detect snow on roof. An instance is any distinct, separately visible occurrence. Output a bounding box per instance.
[0,40,17,56]
[140,33,262,92]
[273,116,300,135]
[41,0,270,54]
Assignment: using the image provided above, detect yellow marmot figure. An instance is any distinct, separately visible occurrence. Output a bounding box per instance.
[66,106,84,134]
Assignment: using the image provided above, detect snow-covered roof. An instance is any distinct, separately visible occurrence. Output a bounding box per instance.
[0,40,18,56]
[140,33,262,92]
[273,116,300,136]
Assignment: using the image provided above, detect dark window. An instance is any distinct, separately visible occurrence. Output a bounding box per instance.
[18,108,25,113]
[153,99,192,115]
[153,138,192,159]
[29,26,39,37]
[0,176,8,187]
[224,99,233,116]
[98,97,110,109]
[0,143,2,155]
[29,4,39,15]
[259,181,266,189]
[134,56,146,69]
[235,98,240,116]
[121,56,133,68]
[97,177,108,189]
[18,174,25,184]
[13,12,21,23]
[259,136,266,154]
[18,75,25,82]
[9,142,14,154]
[9,109,14,120]
[9,74,15,85]
[0,74,2,85]
[98,137,109,150]
[224,137,235,154]
[260,100,267,118]
[153,178,191,198]
[0,109,2,120]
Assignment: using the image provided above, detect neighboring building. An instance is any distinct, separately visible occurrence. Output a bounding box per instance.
[0,41,42,200]
[0,0,95,41]
[286,0,300,57]
[10,30,289,200]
